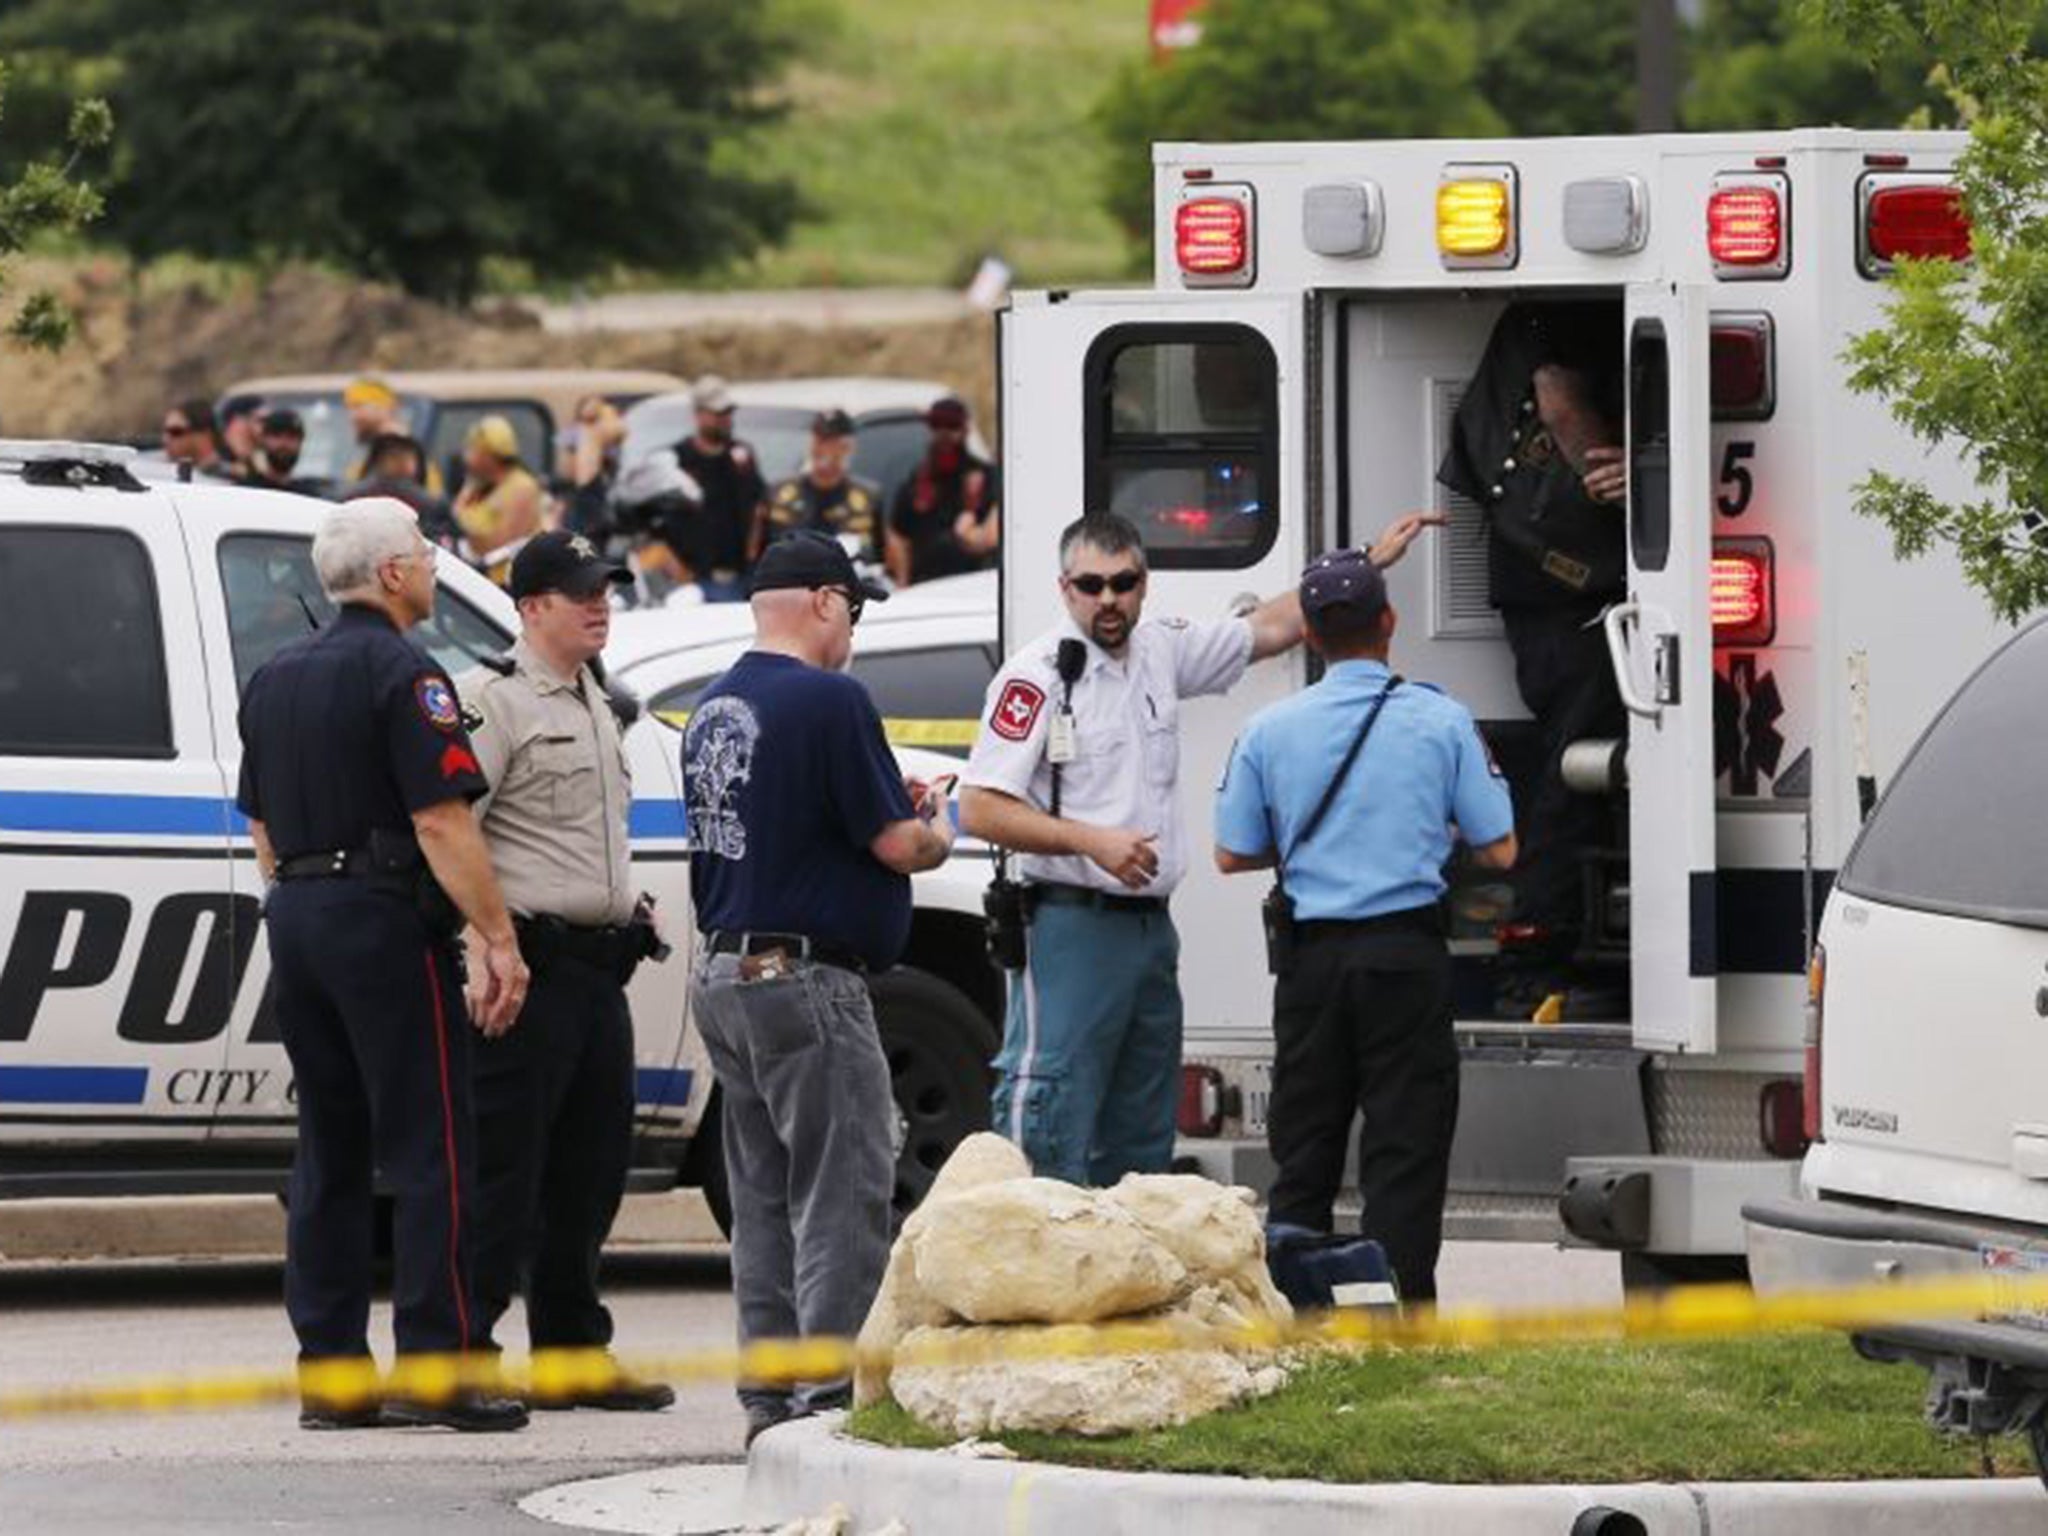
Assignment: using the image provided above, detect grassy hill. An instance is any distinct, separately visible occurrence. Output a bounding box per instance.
[728,0,1146,290]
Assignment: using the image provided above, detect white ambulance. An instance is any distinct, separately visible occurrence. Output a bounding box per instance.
[997,128,1997,1275]
[0,454,999,1226]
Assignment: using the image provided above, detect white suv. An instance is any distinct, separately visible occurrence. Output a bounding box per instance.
[1745,613,2048,1474]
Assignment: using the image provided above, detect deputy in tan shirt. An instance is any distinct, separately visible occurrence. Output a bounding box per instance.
[455,529,673,1411]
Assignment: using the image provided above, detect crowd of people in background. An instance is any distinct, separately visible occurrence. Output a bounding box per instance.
[159,373,1002,603]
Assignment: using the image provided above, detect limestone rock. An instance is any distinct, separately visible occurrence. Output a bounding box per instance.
[1105,1174,1294,1324]
[854,1133,1032,1407]
[908,1178,1186,1325]
[891,1321,1288,1439]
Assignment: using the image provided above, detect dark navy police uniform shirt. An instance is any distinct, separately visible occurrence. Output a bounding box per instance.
[682,651,916,970]
[236,604,489,858]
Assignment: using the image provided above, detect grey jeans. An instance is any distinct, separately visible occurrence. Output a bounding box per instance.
[691,951,894,1413]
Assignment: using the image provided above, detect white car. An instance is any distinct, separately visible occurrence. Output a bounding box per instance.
[0,442,997,1224]
[618,378,989,516]
[1744,614,2048,1479]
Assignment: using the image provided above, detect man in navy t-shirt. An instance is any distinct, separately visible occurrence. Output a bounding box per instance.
[682,530,954,1444]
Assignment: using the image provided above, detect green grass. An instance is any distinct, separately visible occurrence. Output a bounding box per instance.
[852,1333,2037,1483]
[723,0,1143,290]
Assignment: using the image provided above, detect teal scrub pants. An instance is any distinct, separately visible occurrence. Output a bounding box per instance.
[990,900,1183,1186]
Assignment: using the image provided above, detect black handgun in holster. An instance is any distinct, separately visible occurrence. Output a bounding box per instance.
[1262,883,1296,976]
[984,864,1029,972]
[367,827,462,941]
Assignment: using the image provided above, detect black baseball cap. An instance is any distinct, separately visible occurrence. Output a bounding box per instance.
[1299,547,1387,620]
[810,408,856,439]
[258,407,305,435]
[509,530,632,600]
[750,529,890,603]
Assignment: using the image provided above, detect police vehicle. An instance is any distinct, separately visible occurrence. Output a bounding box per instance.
[0,449,996,1225]
[997,129,1998,1275]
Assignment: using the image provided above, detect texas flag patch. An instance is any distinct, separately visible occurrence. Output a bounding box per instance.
[990,678,1047,742]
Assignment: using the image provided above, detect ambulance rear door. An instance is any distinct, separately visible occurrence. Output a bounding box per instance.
[1615,281,1717,1054]
[999,289,1310,1042]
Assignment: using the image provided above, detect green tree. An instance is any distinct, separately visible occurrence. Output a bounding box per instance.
[1474,0,1638,138]
[7,0,803,306]
[1093,0,1503,243]
[1685,0,1957,129]
[1809,0,2048,622]
[0,57,109,349]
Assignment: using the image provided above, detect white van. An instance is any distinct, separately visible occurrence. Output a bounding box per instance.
[1745,615,2048,1470]
[997,129,1999,1273]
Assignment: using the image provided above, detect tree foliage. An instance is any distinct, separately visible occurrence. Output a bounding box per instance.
[1684,0,1958,130]
[1476,0,1638,139]
[4,0,804,305]
[1812,0,2048,622]
[0,56,108,349]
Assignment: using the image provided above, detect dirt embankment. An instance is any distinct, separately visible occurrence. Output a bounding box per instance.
[0,259,999,441]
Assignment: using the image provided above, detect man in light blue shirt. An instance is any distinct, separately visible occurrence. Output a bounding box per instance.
[1214,548,1515,1302]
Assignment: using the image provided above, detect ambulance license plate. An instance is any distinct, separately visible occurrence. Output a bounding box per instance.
[1980,1243,2048,1331]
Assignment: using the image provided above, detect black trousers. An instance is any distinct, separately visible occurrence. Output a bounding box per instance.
[1266,920,1458,1302]
[266,882,477,1361]
[1500,602,1626,948]
[471,951,636,1349]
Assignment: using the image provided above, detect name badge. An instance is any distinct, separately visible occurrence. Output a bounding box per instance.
[1048,710,1078,765]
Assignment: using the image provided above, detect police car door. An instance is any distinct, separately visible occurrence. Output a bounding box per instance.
[1614,282,1717,1053]
[0,480,236,1141]
[1001,290,1308,1044]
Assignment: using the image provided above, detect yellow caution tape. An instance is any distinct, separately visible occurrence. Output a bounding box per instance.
[656,709,978,751]
[9,1267,2048,1421]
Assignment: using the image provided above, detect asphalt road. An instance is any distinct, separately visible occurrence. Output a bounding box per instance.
[0,1237,1620,1533]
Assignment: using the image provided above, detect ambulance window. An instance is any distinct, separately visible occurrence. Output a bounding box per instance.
[0,527,172,758]
[1629,319,1671,572]
[219,534,511,693]
[1084,325,1278,569]
[1839,617,2048,927]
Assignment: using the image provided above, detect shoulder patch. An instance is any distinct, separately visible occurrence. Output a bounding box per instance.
[989,678,1047,742]
[415,675,461,732]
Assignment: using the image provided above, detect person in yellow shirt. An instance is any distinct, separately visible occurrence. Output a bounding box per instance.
[453,416,549,583]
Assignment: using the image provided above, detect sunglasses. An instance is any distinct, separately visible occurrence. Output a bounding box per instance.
[1067,569,1143,597]
[822,585,865,626]
[161,423,191,438]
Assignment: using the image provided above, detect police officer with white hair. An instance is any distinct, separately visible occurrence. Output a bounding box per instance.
[457,530,674,1411]
[237,497,530,1432]
[960,510,1439,1188]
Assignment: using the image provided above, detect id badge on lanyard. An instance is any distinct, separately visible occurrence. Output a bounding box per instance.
[1048,709,1077,766]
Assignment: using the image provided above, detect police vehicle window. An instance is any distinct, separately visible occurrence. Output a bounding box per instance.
[1629,319,1672,573]
[1839,617,2048,928]
[1083,326,1278,570]
[849,644,996,757]
[0,527,172,758]
[220,535,512,693]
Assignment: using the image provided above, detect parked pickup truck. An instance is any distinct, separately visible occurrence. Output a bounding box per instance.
[0,442,1000,1227]
[1745,612,2048,1483]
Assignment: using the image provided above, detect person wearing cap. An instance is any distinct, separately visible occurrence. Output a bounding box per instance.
[681,529,953,1445]
[453,414,549,577]
[344,432,457,548]
[1213,549,1516,1303]
[341,377,443,493]
[453,531,674,1411]
[670,375,766,602]
[962,512,1441,1190]
[247,407,330,497]
[886,394,999,587]
[161,397,227,478]
[757,408,883,566]
[217,393,266,480]
[1438,301,1627,1018]
[236,497,529,1432]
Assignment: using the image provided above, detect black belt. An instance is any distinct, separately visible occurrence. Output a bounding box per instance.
[1297,905,1447,941]
[274,849,375,882]
[515,913,641,973]
[1028,883,1167,916]
[706,931,867,974]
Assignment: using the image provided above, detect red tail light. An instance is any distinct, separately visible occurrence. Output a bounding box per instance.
[1708,174,1790,279]
[1760,1080,1807,1158]
[1710,538,1774,644]
[1178,1064,1226,1137]
[1709,315,1774,421]
[1860,177,1972,276]
[1175,188,1254,288]
[1802,945,1826,1144]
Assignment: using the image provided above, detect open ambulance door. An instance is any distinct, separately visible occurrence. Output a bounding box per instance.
[1612,281,1717,1054]
[999,290,1310,1040]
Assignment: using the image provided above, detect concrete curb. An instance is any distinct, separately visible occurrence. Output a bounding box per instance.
[741,1414,2048,1536]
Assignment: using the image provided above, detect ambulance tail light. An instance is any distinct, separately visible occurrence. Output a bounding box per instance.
[1176,186,1255,289]
[1760,1079,1807,1159]
[1859,176,1971,276]
[1802,945,1826,1145]
[1438,165,1518,270]
[1708,174,1790,279]
[1178,1064,1228,1138]
[1710,538,1774,646]
[1709,314,1774,421]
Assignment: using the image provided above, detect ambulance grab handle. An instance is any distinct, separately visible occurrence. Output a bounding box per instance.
[1603,602,1662,721]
